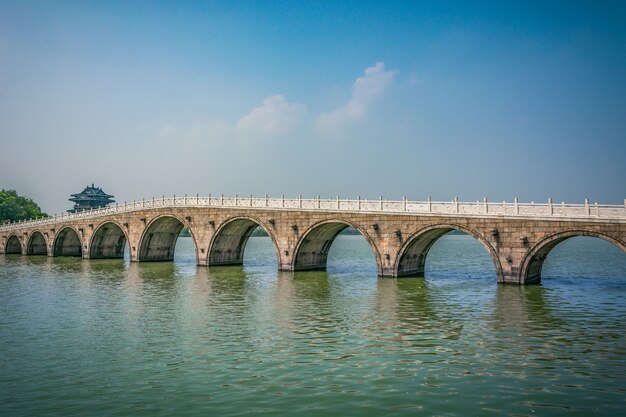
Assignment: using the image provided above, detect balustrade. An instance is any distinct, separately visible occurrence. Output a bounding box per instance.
[1,195,624,231]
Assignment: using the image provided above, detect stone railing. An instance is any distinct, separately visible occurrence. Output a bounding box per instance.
[1,195,625,232]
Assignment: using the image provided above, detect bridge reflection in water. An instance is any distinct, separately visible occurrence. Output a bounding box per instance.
[2,232,625,416]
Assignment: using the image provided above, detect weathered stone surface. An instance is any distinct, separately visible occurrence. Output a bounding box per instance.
[1,205,625,285]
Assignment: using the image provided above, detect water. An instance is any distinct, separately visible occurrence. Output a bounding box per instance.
[1,234,625,416]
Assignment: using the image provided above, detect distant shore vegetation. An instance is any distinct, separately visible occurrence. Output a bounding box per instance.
[0,189,48,223]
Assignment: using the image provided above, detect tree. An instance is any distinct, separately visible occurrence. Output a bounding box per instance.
[0,190,48,222]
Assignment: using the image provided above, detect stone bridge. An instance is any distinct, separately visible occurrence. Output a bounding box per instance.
[1,195,625,284]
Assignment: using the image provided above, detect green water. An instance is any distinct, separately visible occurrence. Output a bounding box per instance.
[1,234,626,416]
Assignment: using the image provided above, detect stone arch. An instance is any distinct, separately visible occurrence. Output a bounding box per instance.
[53,226,83,257]
[5,234,22,254]
[208,216,279,266]
[138,215,197,262]
[89,221,129,259]
[27,231,48,256]
[520,230,626,284]
[292,219,382,274]
[395,223,504,281]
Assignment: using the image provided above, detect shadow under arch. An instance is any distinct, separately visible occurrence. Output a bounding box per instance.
[138,214,198,263]
[208,216,279,266]
[520,229,626,284]
[5,234,22,254]
[27,230,48,255]
[292,219,382,275]
[395,224,503,281]
[89,220,129,259]
[53,226,83,257]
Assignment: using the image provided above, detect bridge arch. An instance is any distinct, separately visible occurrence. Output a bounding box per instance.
[520,230,626,284]
[395,224,504,281]
[292,219,382,274]
[208,216,279,266]
[53,226,83,257]
[89,221,129,259]
[5,234,22,254]
[27,231,48,256]
[138,214,197,262]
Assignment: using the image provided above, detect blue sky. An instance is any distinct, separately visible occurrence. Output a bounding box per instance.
[1,0,625,214]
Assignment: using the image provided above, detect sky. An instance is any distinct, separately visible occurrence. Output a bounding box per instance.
[0,0,625,215]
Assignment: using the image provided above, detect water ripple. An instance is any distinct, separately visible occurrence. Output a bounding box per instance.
[1,235,625,416]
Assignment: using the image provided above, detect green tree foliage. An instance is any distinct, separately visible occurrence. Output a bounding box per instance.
[0,190,48,222]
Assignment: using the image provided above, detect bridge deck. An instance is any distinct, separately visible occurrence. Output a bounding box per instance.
[1,195,625,232]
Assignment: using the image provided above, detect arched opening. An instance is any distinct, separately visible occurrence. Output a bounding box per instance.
[173,226,197,264]
[90,222,127,259]
[396,225,501,281]
[522,232,626,284]
[209,217,278,267]
[293,221,379,274]
[5,235,21,254]
[139,216,195,262]
[53,227,82,257]
[27,231,47,256]
[242,225,279,270]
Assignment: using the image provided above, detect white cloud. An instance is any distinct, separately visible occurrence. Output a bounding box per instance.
[317,62,398,130]
[236,95,306,137]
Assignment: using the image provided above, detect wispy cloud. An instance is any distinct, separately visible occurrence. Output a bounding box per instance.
[154,96,307,144]
[316,62,398,130]
[156,64,397,144]
[236,95,307,137]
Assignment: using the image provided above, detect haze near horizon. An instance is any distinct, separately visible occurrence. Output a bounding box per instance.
[1,1,624,214]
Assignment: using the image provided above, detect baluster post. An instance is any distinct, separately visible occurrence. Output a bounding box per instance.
[548,197,553,215]
[484,197,488,214]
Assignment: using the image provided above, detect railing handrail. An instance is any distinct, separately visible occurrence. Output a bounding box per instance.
[1,195,625,231]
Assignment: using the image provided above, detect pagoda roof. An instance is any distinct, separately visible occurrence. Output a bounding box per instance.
[69,184,115,202]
